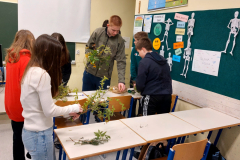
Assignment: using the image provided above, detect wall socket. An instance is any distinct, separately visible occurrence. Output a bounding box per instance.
[76,50,80,55]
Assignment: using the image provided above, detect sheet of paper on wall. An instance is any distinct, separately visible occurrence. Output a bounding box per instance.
[175,28,185,35]
[153,14,165,23]
[175,48,182,55]
[174,13,189,22]
[172,55,181,62]
[176,35,183,42]
[177,21,185,28]
[173,42,184,49]
[143,15,153,33]
[134,15,144,35]
[192,49,221,77]
[123,37,130,49]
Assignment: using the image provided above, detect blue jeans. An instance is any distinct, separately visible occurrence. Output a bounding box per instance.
[22,127,56,160]
[82,70,111,91]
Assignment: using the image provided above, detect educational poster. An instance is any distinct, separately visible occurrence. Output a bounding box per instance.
[148,0,188,11]
[143,15,153,33]
[134,15,144,35]
[192,49,221,77]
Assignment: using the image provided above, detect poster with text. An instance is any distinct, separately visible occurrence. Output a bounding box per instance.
[192,49,221,77]
[148,0,188,11]
[134,15,144,35]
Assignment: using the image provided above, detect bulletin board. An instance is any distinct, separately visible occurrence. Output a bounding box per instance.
[0,1,75,61]
[133,8,240,101]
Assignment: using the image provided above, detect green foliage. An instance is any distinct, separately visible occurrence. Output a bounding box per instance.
[54,76,126,122]
[83,76,114,122]
[84,45,112,69]
[72,130,111,146]
[54,84,69,102]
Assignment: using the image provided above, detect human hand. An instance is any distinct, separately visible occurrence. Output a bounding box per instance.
[69,113,80,121]
[118,83,126,92]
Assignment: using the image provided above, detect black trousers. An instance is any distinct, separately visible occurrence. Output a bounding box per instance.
[11,120,25,160]
[130,77,137,117]
[140,95,172,116]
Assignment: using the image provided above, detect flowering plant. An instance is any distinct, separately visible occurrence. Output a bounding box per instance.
[84,45,111,68]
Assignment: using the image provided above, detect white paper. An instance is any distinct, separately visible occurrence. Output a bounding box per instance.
[176,35,183,42]
[153,14,165,23]
[143,15,153,33]
[123,37,130,49]
[134,15,144,35]
[192,49,221,76]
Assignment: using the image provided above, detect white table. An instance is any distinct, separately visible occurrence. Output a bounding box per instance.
[66,92,88,101]
[83,88,142,100]
[170,108,240,132]
[54,120,146,160]
[120,113,201,143]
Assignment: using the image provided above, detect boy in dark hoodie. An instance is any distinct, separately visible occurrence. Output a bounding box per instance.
[135,38,172,116]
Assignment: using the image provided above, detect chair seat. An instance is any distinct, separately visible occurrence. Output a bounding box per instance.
[153,156,168,160]
[55,117,83,129]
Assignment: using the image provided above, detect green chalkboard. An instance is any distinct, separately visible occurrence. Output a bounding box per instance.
[0,2,18,59]
[66,42,75,61]
[0,2,75,61]
[134,8,240,100]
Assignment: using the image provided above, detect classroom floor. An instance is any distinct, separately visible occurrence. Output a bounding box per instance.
[0,112,138,160]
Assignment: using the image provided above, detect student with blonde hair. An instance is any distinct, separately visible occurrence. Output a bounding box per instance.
[21,34,83,160]
[5,30,35,160]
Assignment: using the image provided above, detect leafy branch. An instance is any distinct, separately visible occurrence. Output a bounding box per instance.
[70,130,111,146]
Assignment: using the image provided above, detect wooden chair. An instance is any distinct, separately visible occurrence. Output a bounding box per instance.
[153,139,211,160]
[170,94,178,112]
[54,98,88,128]
[54,98,88,160]
[100,95,134,122]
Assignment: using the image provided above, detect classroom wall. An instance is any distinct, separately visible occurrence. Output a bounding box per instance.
[68,0,136,90]
[134,0,240,159]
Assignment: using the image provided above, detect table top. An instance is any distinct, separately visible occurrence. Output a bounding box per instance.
[83,88,142,100]
[120,113,201,143]
[54,120,146,160]
[66,92,88,101]
[170,108,240,132]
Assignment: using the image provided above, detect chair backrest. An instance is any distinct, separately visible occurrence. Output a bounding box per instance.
[108,95,132,112]
[171,139,209,160]
[170,94,178,112]
[55,98,88,113]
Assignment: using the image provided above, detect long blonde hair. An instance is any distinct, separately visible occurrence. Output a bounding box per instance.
[5,30,35,63]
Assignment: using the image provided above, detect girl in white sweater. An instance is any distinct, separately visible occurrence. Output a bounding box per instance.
[20,34,82,160]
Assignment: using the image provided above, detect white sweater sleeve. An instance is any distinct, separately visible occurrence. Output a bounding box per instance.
[34,71,79,117]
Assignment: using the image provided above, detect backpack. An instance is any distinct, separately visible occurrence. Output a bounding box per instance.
[207,144,226,160]
[145,142,166,160]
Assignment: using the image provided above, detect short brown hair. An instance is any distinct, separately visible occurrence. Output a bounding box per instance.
[134,32,148,40]
[135,37,152,51]
[109,15,122,26]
